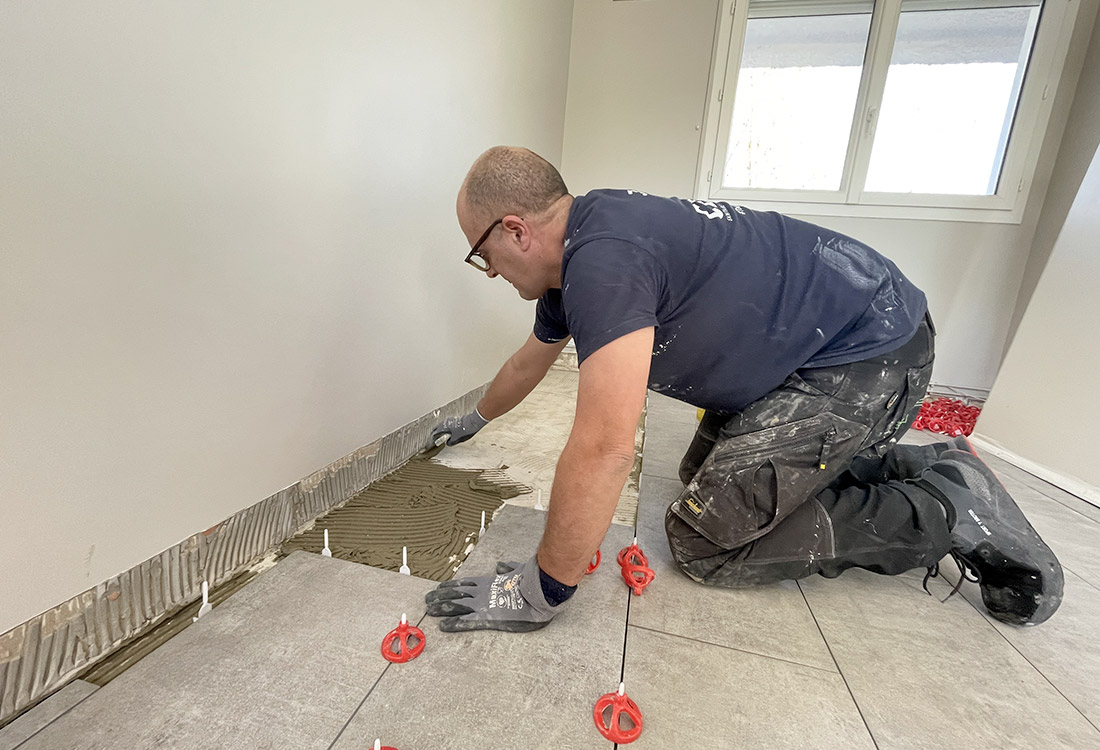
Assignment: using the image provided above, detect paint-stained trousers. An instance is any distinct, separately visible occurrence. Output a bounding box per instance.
[665,315,953,587]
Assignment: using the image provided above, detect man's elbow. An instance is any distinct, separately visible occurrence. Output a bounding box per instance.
[590,442,637,473]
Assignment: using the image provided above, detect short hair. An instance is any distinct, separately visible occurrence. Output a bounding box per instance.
[462,146,569,222]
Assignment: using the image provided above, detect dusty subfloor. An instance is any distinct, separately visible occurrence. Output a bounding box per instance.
[431,355,643,527]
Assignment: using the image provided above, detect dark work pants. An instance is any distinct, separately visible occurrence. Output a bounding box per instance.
[664,315,953,587]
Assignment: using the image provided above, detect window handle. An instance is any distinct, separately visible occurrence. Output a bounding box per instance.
[864,106,879,138]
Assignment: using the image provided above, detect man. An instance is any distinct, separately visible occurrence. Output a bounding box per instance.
[423,146,1063,633]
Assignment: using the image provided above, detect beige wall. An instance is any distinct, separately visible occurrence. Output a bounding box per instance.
[560,0,1097,394]
[0,1,574,635]
[977,140,1100,491]
[562,0,721,199]
[1008,13,1100,350]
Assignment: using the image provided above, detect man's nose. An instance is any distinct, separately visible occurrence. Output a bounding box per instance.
[486,268,498,279]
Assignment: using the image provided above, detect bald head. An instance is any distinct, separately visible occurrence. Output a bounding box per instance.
[459,146,569,226]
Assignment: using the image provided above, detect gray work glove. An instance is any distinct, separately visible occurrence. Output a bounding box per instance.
[424,555,562,633]
[429,409,489,448]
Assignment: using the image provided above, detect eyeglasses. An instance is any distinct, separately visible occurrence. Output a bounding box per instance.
[464,218,503,273]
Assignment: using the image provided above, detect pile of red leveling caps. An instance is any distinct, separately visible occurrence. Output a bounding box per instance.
[911,396,982,437]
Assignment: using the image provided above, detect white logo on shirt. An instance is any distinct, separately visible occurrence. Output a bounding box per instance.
[691,200,744,222]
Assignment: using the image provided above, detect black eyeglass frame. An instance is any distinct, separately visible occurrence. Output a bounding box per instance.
[464,218,504,272]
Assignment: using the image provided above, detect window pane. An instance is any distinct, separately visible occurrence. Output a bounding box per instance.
[865,3,1041,195]
[723,7,872,191]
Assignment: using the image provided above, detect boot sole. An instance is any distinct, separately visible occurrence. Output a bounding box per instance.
[937,450,1064,626]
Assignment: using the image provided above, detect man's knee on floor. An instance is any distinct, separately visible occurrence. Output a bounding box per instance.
[664,508,773,587]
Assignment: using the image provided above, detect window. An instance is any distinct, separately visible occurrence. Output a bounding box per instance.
[697,0,1082,222]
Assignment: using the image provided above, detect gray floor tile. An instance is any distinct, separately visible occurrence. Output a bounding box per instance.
[21,553,435,750]
[800,570,1100,750]
[640,426,691,482]
[957,568,1100,730]
[629,475,837,671]
[623,627,875,750]
[645,392,699,425]
[998,477,1100,592]
[643,412,698,443]
[0,680,97,750]
[333,506,633,750]
[980,451,1100,525]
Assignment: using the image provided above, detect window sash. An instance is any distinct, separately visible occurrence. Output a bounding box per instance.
[698,0,1077,222]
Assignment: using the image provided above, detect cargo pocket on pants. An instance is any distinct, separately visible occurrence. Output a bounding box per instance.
[670,413,867,550]
[881,363,933,443]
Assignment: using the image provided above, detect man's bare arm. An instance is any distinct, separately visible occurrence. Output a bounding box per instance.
[537,327,654,586]
[477,334,571,420]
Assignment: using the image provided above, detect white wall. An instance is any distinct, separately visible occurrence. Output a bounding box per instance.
[977,140,1100,491]
[560,0,1097,393]
[0,1,574,635]
[1008,14,1100,349]
[562,0,721,199]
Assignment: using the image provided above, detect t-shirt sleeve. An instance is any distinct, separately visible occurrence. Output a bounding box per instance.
[533,289,570,343]
[562,239,661,363]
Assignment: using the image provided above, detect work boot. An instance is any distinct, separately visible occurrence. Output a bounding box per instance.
[917,440,1063,626]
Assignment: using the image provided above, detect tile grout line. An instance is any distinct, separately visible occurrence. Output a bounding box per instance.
[640,470,683,484]
[614,587,633,750]
[625,623,840,676]
[1043,492,1100,528]
[1064,566,1100,595]
[325,611,429,750]
[11,687,99,750]
[795,581,881,750]
[981,456,1100,527]
[952,579,1100,736]
[326,662,392,750]
[985,460,1100,525]
[613,516,644,750]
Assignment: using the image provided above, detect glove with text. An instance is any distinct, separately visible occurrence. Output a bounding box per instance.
[429,409,489,448]
[424,555,562,633]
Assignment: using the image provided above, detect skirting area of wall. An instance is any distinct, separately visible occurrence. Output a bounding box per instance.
[971,433,1100,508]
[0,385,488,727]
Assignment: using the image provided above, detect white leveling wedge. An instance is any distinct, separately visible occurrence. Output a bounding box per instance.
[400,546,411,576]
[534,489,544,511]
[321,529,332,558]
[192,581,211,623]
[480,510,486,534]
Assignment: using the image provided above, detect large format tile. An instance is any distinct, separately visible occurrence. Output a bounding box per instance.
[800,570,1100,749]
[629,475,836,671]
[623,627,874,750]
[645,392,699,425]
[0,680,97,750]
[997,474,1100,592]
[976,450,1100,523]
[639,422,692,482]
[332,506,633,750]
[21,553,434,750]
[957,567,1100,729]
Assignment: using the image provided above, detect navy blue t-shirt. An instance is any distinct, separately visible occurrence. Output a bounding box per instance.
[534,190,927,413]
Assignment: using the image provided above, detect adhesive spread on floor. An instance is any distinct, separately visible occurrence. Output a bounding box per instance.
[80,570,258,686]
[280,459,531,581]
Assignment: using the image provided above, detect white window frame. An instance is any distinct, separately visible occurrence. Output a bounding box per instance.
[694,0,1083,223]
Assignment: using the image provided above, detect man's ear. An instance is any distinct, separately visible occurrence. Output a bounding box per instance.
[501,215,528,249]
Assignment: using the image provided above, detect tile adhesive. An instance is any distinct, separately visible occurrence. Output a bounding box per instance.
[280,458,531,580]
[79,459,530,688]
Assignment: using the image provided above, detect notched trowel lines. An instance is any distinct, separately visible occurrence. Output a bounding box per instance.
[281,459,531,581]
